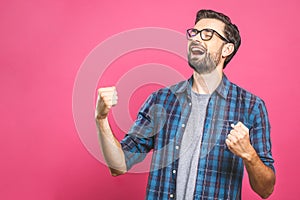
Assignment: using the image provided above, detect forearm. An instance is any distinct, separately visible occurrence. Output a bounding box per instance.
[96,117,127,176]
[243,148,275,199]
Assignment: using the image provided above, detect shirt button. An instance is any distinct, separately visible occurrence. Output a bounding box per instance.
[175,145,179,150]
[172,170,176,174]
[181,124,185,128]
[170,194,174,198]
[189,102,192,106]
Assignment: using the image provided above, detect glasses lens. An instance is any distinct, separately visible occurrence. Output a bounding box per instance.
[201,29,213,41]
[187,29,198,39]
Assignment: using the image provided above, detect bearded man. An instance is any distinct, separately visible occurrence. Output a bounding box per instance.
[95,9,276,200]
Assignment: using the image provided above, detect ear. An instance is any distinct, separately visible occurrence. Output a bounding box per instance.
[222,43,234,58]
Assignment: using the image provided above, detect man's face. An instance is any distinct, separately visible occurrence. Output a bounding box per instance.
[187,18,227,74]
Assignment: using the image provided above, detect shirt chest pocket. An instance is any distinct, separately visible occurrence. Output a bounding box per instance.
[216,120,234,150]
[215,120,252,150]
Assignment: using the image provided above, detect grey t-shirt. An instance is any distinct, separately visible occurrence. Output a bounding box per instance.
[176,91,210,200]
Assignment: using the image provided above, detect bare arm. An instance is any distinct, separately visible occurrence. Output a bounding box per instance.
[225,122,275,199]
[95,87,127,176]
[242,146,275,199]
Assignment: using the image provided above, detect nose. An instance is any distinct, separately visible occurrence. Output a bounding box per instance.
[190,35,202,45]
[191,32,202,43]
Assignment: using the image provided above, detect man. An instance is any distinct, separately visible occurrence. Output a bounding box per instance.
[95,9,275,199]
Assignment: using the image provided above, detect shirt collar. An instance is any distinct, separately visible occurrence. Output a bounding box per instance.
[174,73,231,99]
[215,74,230,99]
[173,75,193,95]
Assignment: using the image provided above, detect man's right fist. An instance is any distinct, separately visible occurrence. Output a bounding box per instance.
[95,86,118,120]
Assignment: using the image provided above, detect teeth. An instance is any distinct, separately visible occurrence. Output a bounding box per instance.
[191,46,205,54]
[192,48,201,51]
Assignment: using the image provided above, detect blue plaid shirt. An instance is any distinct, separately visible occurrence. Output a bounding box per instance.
[120,74,275,200]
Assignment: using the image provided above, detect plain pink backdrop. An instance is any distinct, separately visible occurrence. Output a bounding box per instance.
[1,0,299,199]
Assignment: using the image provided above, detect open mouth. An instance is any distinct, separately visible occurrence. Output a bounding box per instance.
[190,45,206,56]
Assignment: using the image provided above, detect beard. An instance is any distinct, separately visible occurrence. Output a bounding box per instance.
[188,44,223,74]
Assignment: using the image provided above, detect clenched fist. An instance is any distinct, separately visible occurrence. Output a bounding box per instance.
[95,86,118,120]
[225,121,255,160]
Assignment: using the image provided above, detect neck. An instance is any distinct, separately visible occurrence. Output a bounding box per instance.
[192,67,223,94]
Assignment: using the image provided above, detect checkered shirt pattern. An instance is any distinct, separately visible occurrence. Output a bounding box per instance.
[120,75,275,200]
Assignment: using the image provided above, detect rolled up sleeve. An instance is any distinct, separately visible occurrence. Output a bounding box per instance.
[250,100,275,173]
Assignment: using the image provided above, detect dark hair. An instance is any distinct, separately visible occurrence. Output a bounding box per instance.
[195,9,241,68]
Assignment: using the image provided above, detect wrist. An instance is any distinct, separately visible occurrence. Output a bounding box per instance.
[95,112,109,121]
[95,115,109,130]
[242,147,259,164]
[95,116,108,124]
[95,117,113,136]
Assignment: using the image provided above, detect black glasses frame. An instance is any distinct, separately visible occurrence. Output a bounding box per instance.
[186,28,230,43]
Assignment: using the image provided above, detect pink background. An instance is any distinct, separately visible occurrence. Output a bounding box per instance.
[1,0,299,199]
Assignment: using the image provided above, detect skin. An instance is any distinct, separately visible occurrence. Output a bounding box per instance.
[226,122,275,199]
[188,19,234,94]
[95,18,275,198]
[95,87,127,176]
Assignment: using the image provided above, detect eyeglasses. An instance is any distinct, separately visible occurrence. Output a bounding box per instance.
[186,28,230,43]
